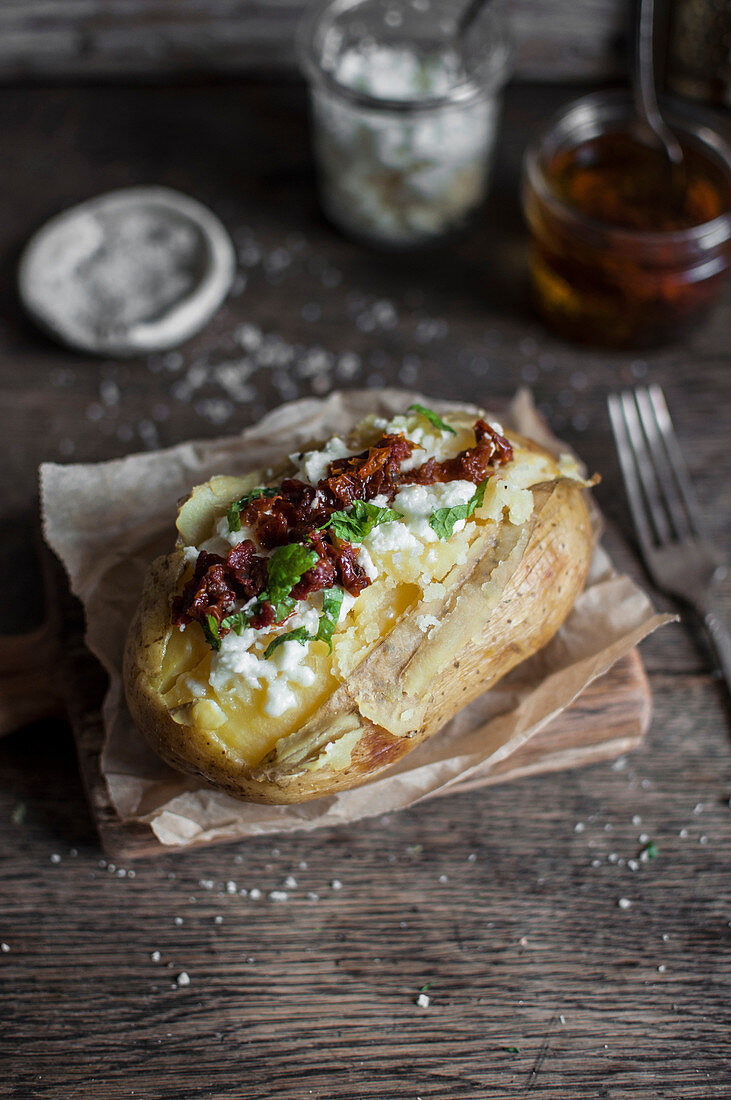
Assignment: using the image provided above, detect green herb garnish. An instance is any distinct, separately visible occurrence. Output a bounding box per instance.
[408,403,456,436]
[429,479,489,541]
[643,841,658,860]
[265,544,320,619]
[227,487,279,532]
[317,588,344,651]
[323,499,402,543]
[502,1047,520,1054]
[262,587,346,660]
[263,626,313,660]
[203,613,222,651]
[419,981,435,993]
[219,610,250,635]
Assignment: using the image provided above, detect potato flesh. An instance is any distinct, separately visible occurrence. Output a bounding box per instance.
[157,423,569,768]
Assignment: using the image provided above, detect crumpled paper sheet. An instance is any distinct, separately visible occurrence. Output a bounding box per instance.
[40,389,671,847]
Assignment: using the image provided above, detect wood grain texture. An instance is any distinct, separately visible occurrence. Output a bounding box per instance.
[0,0,629,82]
[0,81,729,1099]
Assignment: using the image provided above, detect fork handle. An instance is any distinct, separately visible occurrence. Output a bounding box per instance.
[694,593,731,696]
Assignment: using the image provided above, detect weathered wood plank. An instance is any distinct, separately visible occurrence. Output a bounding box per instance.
[0,80,729,1099]
[0,0,630,82]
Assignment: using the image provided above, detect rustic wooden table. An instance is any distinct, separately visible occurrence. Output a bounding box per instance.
[0,80,729,1100]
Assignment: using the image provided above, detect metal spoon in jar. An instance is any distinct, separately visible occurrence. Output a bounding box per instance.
[457,0,492,42]
[634,0,683,167]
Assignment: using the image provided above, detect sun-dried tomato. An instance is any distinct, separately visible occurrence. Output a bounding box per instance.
[172,543,269,628]
[403,420,512,486]
[319,433,416,507]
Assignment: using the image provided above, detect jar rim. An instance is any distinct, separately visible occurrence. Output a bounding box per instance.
[522,89,731,248]
[297,0,512,113]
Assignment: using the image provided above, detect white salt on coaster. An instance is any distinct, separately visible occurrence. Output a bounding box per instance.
[18,186,235,356]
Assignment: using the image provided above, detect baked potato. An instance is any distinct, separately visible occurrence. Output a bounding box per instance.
[124,404,595,803]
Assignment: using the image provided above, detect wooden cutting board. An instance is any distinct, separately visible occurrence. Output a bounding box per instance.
[0,557,652,861]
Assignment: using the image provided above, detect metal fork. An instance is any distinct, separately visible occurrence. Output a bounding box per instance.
[608,385,731,692]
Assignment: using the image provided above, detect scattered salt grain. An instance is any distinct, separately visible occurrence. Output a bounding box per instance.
[416,993,430,1008]
[176,972,190,987]
[632,815,642,826]
[438,874,449,884]
[658,965,666,973]
[331,880,343,891]
[639,833,649,844]
[699,835,708,845]
[249,888,262,900]
[679,828,688,838]
[174,917,184,926]
[50,853,61,864]
[627,859,639,872]
[214,916,223,925]
[693,802,704,815]
[1,943,10,953]
[574,822,585,833]
[617,898,632,910]
[226,881,237,895]
[269,891,288,902]
[284,876,298,890]
[151,951,161,963]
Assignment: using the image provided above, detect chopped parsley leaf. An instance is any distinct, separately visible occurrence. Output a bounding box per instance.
[219,610,250,635]
[263,626,313,660]
[265,544,319,619]
[317,588,344,651]
[429,479,489,541]
[323,499,402,543]
[407,403,456,435]
[203,613,222,651]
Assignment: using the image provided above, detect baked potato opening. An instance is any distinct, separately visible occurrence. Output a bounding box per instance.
[124,406,595,802]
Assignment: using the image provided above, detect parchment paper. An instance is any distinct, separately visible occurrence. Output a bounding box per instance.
[40,389,671,847]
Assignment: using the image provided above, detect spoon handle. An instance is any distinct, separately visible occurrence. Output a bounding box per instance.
[635,0,683,165]
[458,0,491,40]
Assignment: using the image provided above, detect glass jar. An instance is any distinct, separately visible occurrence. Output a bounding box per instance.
[522,90,731,348]
[298,0,512,249]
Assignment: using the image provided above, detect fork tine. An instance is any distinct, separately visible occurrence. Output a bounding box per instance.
[634,387,693,541]
[619,390,673,544]
[608,393,654,557]
[647,385,704,537]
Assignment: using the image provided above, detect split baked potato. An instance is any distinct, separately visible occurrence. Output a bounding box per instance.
[124,404,595,803]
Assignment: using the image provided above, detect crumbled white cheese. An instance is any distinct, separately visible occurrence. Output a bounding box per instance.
[338,591,357,621]
[210,614,317,716]
[416,613,440,633]
[294,436,353,486]
[358,544,379,581]
[396,479,475,513]
[363,518,422,557]
[213,513,258,549]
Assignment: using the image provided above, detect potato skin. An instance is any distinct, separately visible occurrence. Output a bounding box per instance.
[123,437,594,804]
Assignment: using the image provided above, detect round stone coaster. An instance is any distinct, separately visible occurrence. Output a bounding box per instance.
[18,186,236,357]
